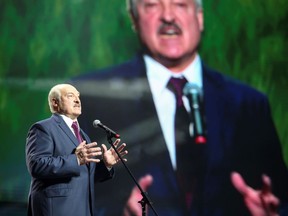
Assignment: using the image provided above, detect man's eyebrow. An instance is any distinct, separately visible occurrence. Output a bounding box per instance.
[66,92,80,96]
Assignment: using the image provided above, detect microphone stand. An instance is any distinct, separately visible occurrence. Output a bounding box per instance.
[105,132,159,216]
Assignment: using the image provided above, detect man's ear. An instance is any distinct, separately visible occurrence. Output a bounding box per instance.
[129,11,138,33]
[52,98,59,111]
[197,8,204,32]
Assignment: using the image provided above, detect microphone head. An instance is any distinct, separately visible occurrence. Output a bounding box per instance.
[183,83,202,96]
[93,119,101,128]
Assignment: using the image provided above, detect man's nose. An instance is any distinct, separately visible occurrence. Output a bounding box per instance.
[74,97,80,103]
[160,5,175,23]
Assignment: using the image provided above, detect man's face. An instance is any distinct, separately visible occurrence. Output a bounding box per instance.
[57,85,81,120]
[134,0,203,69]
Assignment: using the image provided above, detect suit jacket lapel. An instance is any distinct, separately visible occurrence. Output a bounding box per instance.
[52,114,93,171]
[52,114,80,147]
[134,56,180,193]
[202,65,230,168]
[136,55,173,168]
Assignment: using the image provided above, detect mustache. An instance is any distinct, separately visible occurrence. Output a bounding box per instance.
[157,21,182,34]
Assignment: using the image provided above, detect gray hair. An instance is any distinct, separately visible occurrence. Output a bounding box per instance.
[48,84,65,113]
[126,0,203,20]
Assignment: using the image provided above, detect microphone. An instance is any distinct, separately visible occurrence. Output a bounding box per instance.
[183,83,207,144]
[93,120,120,138]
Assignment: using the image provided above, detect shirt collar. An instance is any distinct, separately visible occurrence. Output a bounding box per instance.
[144,54,202,97]
[60,114,79,130]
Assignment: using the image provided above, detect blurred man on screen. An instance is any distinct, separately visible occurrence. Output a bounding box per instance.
[72,0,288,215]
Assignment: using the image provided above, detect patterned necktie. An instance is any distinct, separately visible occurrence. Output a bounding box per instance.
[71,121,83,144]
[168,77,195,213]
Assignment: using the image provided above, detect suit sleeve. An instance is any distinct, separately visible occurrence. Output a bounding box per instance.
[26,122,80,179]
[238,93,288,209]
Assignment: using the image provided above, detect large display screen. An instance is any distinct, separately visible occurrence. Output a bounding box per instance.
[0,0,287,215]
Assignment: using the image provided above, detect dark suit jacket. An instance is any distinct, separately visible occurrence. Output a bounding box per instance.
[72,54,288,216]
[26,113,114,216]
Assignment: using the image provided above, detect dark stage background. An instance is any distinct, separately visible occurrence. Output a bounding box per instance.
[0,0,288,215]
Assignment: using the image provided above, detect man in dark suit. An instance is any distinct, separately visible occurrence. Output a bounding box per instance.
[25,83,128,216]
[72,0,288,215]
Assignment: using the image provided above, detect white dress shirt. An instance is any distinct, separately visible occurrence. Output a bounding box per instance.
[60,114,79,137]
[144,54,203,169]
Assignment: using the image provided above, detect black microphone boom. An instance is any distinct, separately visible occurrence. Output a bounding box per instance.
[183,83,207,144]
[93,120,120,138]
